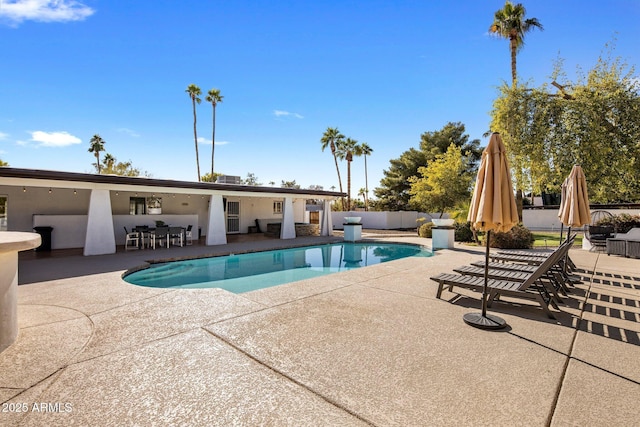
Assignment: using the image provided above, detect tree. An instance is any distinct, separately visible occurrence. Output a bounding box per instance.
[490,42,640,204]
[408,144,473,217]
[102,153,116,172]
[0,159,8,166]
[281,180,300,189]
[358,187,367,206]
[360,142,373,211]
[100,153,145,176]
[335,137,362,211]
[88,134,106,173]
[201,172,222,183]
[205,88,223,177]
[242,172,261,186]
[320,127,345,206]
[374,122,481,211]
[489,1,543,86]
[186,84,202,181]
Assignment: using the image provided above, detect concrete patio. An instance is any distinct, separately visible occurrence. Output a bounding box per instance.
[1,232,638,426]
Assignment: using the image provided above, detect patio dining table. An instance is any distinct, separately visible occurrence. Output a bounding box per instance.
[132,226,186,249]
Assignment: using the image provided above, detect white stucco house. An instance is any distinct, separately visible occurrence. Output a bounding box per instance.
[0,167,342,256]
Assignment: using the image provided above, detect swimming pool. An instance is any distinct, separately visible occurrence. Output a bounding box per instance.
[124,242,431,293]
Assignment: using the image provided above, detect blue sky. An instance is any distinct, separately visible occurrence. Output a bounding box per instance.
[1,0,639,199]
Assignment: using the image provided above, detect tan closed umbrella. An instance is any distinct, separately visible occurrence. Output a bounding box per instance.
[558,165,591,229]
[558,165,590,275]
[465,132,519,329]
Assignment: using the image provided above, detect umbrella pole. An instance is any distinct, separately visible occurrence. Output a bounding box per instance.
[481,230,490,317]
[563,226,572,276]
[463,230,507,330]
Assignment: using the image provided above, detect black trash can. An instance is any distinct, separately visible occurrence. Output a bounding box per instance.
[33,226,54,252]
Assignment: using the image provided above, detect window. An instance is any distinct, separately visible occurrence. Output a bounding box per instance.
[129,197,146,215]
[129,197,163,215]
[273,201,283,214]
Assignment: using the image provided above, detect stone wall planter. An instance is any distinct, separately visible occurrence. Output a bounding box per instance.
[432,227,455,250]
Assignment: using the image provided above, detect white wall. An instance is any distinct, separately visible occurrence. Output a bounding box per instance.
[239,197,306,233]
[3,187,90,233]
[33,214,199,248]
[331,211,437,230]
[523,208,640,231]
[110,191,210,237]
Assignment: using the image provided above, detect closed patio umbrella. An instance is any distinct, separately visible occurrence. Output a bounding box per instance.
[466,132,519,329]
[558,165,591,230]
[558,165,590,273]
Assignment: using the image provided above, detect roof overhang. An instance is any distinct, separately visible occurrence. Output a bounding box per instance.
[0,167,346,199]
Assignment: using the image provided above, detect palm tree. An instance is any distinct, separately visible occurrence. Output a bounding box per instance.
[320,127,345,207]
[205,88,223,177]
[88,134,106,173]
[358,187,367,207]
[186,84,202,181]
[489,1,543,85]
[102,153,116,173]
[336,137,362,211]
[359,142,373,211]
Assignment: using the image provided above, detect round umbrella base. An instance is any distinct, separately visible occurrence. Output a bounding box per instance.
[463,312,507,330]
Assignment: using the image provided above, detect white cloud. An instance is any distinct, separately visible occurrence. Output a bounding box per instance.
[0,0,94,25]
[116,128,140,138]
[197,137,229,146]
[30,130,81,147]
[0,131,8,141]
[274,110,304,119]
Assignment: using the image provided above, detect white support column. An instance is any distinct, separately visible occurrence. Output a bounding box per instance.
[280,197,296,239]
[206,194,227,245]
[83,189,116,256]
[320,200,334,236]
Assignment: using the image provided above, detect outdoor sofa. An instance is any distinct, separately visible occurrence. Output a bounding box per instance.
[606,227,640,258]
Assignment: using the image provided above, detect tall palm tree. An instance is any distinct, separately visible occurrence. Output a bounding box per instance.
[320,127,346,207]
[359,142,373,211]
[88,134,106,173]
[336,137,362,211]
[205,88,223,177]
[489,1,543,85]
[186,84,202,181]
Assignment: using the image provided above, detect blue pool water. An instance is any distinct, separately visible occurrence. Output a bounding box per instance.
[124,242,431,293]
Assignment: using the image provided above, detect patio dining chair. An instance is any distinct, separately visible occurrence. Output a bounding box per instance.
[124,227,140,251]
[185,225,194,245]
[169,227,183,247]
[151,226,169,249]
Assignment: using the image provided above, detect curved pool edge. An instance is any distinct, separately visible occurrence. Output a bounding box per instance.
[122,241,433,292]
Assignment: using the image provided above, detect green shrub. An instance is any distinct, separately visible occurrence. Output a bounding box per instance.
[489,224,534,249]
[454,221,475,242]
[418,222,434,238]
[600,213,640,233]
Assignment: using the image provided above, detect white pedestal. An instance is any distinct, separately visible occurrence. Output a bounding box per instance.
[432,228,454,250]
[0,232,41,353]
[343,224,362,242]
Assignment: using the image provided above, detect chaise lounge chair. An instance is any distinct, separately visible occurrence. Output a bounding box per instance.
[431,243,570,319]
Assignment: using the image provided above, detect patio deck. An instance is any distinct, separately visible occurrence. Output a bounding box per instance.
[1,233,639,426]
